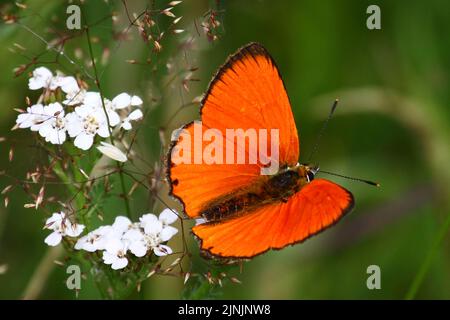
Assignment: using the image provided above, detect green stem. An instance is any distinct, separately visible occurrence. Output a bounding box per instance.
[85,28,113,142]
[85,27,131,218]
[53,161,86,224]
[405,210,450,299]
[119,164,131,218]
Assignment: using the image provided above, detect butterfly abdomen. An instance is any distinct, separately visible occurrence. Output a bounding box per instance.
[201,192,261,221]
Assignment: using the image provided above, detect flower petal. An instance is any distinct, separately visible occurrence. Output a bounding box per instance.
[144,220,163,236]
[111,257,128,270]
[65,223,85,237]
[121,120,132,131]
[44,231,62,246]
[139,213,158,227]
[59,76,80,94]
[45,212,64,228]
[74,132,94,150]
[102,251,116,265]
[55,130,67,145]
[123,229,144,242]
[128,109,144,121]
[97,142,128,162]
[112,93,131,109]
[38,124,52,139]
[97,124,110,138]
[28,67,53,90]
[160,226,178,242]
[74,236,87,250]
[130,95,143,106]
[112,216,132,233]
[107,111,121,127]
[129,241,148,258]
[63,89,86,106]
[83,92,102,108]
[65,113,83,137]
[153,244,172,256]
[105,238,126,254]
[159,208,178,225]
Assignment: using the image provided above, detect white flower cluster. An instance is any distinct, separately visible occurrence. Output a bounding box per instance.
[75,209,179,270]
[44,212,85,246]
[16,67,144,150]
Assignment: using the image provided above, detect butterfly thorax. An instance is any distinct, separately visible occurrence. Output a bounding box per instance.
[200,164,318,222]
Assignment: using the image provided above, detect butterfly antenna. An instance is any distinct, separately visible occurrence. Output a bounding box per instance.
[318,170,380,187]
[307,99,339,162]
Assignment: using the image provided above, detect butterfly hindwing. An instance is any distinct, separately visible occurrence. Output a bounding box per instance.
[192,179,354,258]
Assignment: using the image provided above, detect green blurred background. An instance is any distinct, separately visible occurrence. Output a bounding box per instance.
[0,0,449,299]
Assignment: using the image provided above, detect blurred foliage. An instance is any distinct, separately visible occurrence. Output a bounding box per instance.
[0,0,449,299]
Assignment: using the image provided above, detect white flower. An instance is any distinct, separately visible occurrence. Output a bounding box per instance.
[137,209,178,256]
[16,103,67,144]
[111,216,133,234]
[123,229,146,257]
[121,109,144,131]
[16,104,47,130]
[112,93,143,110]
[37,102,67,145]
[28,68,80,93]
[65,94,120,150]
[159,208,179,225]
[28,67,53,90]
[46,72,76,93]
[102,238,128,270]
[128,241,147,257]
[122,228,144,243]
[96,142,128,162]
[140,209,178,233]
[139,213,160,234]
[83,92,121,126]
[140,212,178,240]
[75,216,133,253]
[54,75,79,94]
[44,212,85,246]
[75,225,114,252]
[112,93,131,109]
[153,244,173,256]
[63,89,86,106]
[131,95,143,106]
[74,211,178,268]
[130,233,174,257]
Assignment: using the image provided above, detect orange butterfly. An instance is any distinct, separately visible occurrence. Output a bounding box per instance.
[167,43,357,259]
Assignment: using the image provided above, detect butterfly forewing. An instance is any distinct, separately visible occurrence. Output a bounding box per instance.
[168,43,299,218]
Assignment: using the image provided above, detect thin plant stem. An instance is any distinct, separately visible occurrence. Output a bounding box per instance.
[85,27,131,218]
[119,163,131,217]
[405,210,450,299]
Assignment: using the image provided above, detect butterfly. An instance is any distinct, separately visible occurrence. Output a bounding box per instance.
[167,42,355,259]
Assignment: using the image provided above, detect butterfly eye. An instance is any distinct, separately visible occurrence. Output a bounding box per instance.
[306,170,315,182]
